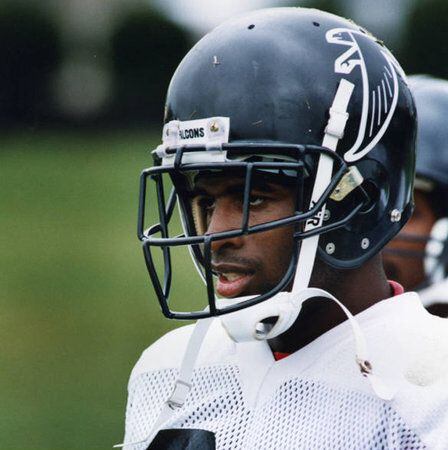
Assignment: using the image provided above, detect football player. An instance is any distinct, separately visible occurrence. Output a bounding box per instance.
[119,8,448,449]
[383,75,448,318]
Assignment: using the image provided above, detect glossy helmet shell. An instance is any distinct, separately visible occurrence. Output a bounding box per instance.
[163,7,416,269]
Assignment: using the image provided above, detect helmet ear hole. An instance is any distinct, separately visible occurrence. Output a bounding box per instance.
[359,180,380,215]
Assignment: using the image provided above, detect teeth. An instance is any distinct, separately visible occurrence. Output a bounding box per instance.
[221,272,244,282]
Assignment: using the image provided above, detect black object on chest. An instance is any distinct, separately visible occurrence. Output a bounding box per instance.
[146,428,216,450]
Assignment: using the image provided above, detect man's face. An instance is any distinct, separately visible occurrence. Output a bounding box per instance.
[383,189,437,290]
[192,173,296,298]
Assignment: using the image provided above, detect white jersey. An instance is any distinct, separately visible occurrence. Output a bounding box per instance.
[123,292,448,449]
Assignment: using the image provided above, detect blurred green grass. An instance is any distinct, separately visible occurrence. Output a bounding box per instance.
[0,131,202,449]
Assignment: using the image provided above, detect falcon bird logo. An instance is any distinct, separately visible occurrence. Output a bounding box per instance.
[326,28,403,162]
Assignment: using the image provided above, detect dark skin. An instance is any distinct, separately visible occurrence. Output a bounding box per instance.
[383,190,437,290]
[193,174,298,299]
[193,173,392,354]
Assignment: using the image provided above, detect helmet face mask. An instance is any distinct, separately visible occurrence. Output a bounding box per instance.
[139,141,369,319]
[138,7,416,321]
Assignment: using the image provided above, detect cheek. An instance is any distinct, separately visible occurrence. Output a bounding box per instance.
[248,197,296,279]
[252,227,295,275]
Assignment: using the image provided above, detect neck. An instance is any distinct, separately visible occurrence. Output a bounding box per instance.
[268,255,392,354]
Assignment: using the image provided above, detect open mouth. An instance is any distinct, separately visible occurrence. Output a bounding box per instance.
[213,264,255,298]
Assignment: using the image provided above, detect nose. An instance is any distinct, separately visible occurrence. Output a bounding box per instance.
[206,198,245,253]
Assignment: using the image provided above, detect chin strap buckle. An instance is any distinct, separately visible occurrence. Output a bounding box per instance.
[167,380,192,409]
[356,358,373,376]
[325,106,350,139]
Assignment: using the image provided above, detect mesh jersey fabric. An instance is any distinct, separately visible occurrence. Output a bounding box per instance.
[123,293,448,449]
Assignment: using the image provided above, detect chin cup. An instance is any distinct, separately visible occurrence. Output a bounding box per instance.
[218,291,301,342]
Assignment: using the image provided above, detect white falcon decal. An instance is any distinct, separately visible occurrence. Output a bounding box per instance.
[326,28,402,162]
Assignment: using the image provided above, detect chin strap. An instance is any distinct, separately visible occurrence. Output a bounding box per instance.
[220,287,396,402]
[298,289,396,401]
[220,78,355,342]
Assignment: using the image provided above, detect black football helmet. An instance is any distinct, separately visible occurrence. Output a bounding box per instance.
[384,75,448,294]
[138,8,416,321]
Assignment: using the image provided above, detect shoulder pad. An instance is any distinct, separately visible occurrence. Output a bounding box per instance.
[129,319,235,382]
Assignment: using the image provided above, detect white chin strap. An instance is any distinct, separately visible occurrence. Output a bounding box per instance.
[217,79,394,400]
[221,78,355,342]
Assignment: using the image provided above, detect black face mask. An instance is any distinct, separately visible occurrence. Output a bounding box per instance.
[139,144,369,320]
[147,429,216,450]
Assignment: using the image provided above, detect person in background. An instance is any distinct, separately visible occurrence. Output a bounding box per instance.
[383,75,448,317]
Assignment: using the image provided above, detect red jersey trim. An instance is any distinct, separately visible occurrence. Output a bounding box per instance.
[388,280,404,296]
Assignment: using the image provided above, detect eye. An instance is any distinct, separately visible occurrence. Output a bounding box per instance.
[249,195,265,207]
[193,195,215,214]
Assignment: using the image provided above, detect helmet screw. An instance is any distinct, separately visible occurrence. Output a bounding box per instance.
[323,209,331,221]
[390,209,402,222]
[361,238,370,249]
[210,121,220,132]
[325,242,335,254]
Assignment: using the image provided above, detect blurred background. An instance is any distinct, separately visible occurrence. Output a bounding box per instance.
[1,0,447,448]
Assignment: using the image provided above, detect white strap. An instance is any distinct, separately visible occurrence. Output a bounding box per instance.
[293,288,396,401]
[114,317,214,449]
[289,80,395,400]
[267,79,356,338]
[293,78,355,294]
[220,78,356,343]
